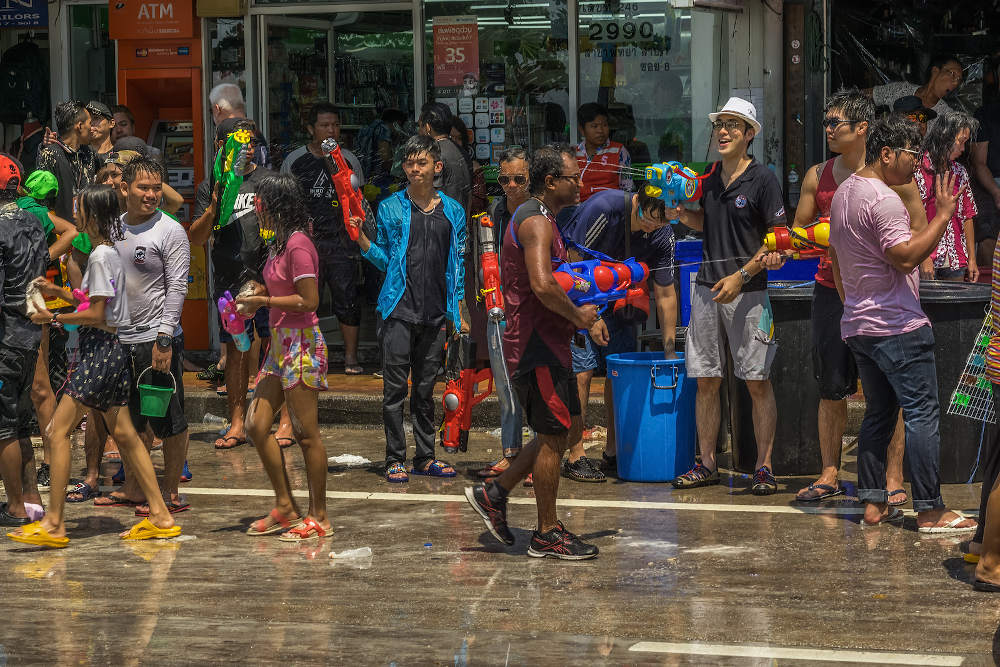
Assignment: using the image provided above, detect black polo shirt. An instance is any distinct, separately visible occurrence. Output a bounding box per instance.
[695,158,786,292]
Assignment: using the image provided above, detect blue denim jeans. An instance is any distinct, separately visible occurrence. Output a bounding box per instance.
[846,325,945,512]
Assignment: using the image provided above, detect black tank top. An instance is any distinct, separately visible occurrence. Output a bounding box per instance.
[501,198,575,375]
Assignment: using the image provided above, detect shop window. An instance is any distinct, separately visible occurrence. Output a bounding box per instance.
[209,18,247,96]
[578,1,693,167]
[423,0,571,168]
[70,5,115,105]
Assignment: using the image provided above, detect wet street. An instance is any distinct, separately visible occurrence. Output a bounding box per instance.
[1,424,998,665]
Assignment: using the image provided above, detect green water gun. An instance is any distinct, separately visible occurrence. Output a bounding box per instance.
[212,129,253,230]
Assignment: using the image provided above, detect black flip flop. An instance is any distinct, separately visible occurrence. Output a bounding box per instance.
[796,483,844,502]
[974,579,1000,592]
[215,435,246,450]
[887,488,908,507]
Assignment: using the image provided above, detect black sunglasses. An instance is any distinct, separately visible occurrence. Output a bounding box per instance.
[498,174,527,186]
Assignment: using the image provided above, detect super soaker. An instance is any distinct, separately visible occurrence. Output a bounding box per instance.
[212,129,253,230]
[60,290,90,331]
[644,161,715,223]
[764,219,830,259]
[320,138,366,242]
[554,258,649,307]
[217,290,251,352]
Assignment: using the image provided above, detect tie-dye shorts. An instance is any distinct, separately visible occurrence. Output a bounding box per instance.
[257,326,329,391]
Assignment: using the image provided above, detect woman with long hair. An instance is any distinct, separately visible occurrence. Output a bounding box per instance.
[916,110,981,281]
[238,174,331,540]
[10,184,180,547]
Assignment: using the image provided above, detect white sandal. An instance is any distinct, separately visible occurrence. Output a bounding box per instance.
[917,512,977,534]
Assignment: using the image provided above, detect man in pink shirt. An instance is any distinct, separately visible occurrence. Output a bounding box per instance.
[830,113,977,532]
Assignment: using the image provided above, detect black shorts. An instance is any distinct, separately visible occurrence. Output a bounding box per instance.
[316,241,361,327]
[512,365,581,436]
[811,283,858,400]
[65,328,131,412]
[124,334,188,439]
[0,347,38,440]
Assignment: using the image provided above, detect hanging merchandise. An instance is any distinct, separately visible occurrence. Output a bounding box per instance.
[0,38,49,125]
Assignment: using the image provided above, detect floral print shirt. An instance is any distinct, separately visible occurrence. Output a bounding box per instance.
[914,152,978,269]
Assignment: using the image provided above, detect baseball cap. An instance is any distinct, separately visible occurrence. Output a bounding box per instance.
[87,100,113,121]
[112,135,150,155]
[709,96,762,134]
[23,170,57,200]
[892,95,938,121]
[106,150,141,167]
[0,153,22,191]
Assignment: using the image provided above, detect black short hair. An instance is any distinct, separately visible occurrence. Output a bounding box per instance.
[451,116,470,149]
[865,113,922,166]
[824,88,875,125]
[418,102,453,136]
[636,188,667,221]
[110,104,134,124]
[401,134,440,162]
[529,143,573,196]
[925,54,962,83]
[54,100,88,137]
[381,108,407,124]
[121,156,165,184]
[498,146,529,165]
[113,135,149,155]
[577,102,609,127]
[77,184,123,243]
[308,102,340,127]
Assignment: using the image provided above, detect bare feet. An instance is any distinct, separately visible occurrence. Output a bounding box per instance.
[862,502,899,526]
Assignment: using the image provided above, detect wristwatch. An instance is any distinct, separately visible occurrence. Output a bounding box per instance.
[156,334,173,348]
[739,268,752,284]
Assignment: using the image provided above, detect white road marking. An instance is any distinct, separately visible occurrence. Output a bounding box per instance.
[159,486,930,516]
[628,641,964,665]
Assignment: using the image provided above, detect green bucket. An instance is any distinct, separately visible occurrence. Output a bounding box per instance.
[136,367,176,418]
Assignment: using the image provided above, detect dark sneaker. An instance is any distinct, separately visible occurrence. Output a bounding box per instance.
[751,466,777,495]
[671,463,719,489]
[465,484,515,546]
[562,457,606,483]
[36,463,50,491]
[527,522,599,560]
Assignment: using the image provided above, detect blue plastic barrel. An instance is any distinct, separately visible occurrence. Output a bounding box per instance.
[674,240,701,326]
[605,352,696,482]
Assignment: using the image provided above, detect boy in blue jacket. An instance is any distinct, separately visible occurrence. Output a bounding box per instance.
[353,135,469,483]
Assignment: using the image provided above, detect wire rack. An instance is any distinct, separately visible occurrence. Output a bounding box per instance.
[947,312,996,423]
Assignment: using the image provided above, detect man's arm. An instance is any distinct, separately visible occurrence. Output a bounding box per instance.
[890,179,934,277]
[160,183,184,215]
[159,224,191,337]
[971,141,1000,208]
[829,246,846,303]
[187,182,219,246]
[46,213,78,260]
[671,206,704,231]
[885,172,960,273]
[519,214,599,330]
[654,281,677,359]
[791,163,822,226]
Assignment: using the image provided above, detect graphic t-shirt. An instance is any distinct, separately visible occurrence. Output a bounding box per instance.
[194,166,271,293]
[84,243,130,329]
[114,210,190,343]
[280,145,363,252]
[830,173,929,338]
[263,230,320,330]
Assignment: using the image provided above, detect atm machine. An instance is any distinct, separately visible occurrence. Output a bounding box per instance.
[112,21,209,351]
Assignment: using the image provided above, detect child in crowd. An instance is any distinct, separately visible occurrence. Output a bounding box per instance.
[8,184,180,548]
[239,174,331,540]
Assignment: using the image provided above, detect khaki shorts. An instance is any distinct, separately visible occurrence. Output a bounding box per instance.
[685,284,776,380]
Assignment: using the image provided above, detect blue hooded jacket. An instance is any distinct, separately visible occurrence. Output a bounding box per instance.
[361,188,466,325]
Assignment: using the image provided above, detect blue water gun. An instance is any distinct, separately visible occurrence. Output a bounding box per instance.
[644,161,715,223]
[554,258,649,307]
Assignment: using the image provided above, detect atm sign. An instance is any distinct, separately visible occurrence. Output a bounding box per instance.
[109,0,194,40]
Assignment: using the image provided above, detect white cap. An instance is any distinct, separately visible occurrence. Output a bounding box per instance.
[709,97,761,134]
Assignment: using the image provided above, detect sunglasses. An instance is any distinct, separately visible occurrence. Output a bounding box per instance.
[711,119,746,132]
[894,147,920,156]
[553,173,581,183]
[498,174,527,186]
[822,118,861,129]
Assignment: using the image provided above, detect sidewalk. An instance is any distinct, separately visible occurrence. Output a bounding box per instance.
[182,371,866,433]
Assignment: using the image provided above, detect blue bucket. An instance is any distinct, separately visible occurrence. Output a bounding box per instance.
[675,239,701,327]
[770,257,820,281]
[605,352,696,482]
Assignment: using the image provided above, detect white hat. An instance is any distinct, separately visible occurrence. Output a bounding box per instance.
[709,96,761,134]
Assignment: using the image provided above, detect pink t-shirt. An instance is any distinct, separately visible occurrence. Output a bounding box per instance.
[830,173,930,338]
[262,231,320,330]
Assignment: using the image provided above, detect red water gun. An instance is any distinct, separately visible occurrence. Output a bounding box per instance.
[320,138,365,242]
[440,334,494,453]
[475,213,505,319]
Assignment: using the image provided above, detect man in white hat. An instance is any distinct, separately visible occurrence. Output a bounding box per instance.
[666,96,788,495]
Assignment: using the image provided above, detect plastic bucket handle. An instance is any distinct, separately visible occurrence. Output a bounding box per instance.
[136,366,177,394]
[650,364,679,390]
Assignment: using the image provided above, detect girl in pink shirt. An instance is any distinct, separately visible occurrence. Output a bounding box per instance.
[237,174,331,541]
[915,111,980,281]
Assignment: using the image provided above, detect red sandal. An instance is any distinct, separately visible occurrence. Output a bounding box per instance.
[246,508,302,536]
[277,517,332,542]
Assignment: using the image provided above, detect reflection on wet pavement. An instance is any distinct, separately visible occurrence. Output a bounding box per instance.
[0,425,995,664]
